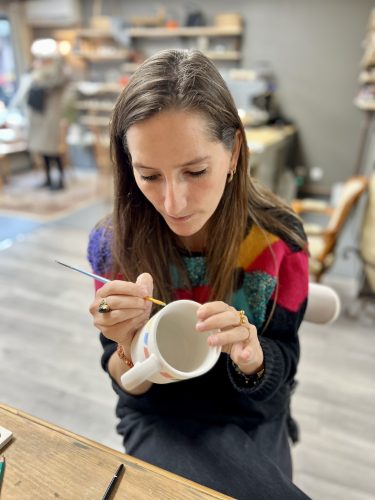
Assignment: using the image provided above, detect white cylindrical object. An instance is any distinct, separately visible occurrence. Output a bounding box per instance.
[120,300,221,391]
[304,283,341,324]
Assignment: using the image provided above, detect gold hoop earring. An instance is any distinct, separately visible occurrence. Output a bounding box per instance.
[227,167,236,183]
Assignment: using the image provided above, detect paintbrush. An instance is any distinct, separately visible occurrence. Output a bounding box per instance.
[55,260,166,307]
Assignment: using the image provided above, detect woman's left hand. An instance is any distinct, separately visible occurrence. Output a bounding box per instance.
[196,301,264,375]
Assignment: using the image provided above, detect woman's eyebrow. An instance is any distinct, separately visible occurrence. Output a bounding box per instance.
[181,155,210,166]
[133,156,210,170]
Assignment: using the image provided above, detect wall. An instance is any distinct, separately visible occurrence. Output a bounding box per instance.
[243,0,372,191]
[81,0,373,192]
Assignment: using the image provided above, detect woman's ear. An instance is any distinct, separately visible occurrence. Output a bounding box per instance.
[230,129,242,169]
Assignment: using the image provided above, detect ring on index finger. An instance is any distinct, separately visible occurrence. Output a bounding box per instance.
[238,309,251,341]
[98,298,111,314]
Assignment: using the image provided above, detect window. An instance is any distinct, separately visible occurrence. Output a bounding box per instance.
[0,16,17,108]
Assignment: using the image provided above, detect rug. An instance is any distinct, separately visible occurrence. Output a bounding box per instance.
[0,168,111,221]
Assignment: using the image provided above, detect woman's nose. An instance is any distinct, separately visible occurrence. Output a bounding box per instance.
[163,180,188,216]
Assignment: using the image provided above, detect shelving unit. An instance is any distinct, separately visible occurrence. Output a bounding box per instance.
[74,29,130,61]
[128,25,242,61]
[354,7,375,175]
[63,22,243,130]
[54,20,243,171]
[73,24,243,63]
[74,86,120,128]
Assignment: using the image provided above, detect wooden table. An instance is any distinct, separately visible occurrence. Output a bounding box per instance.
[0,404,231,499]
[0,140,28,191]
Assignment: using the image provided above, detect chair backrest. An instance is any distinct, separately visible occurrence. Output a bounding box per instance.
[326,175,368,234]
[360,173,375,292]
[304,283,341,324]
[314,175,369,266]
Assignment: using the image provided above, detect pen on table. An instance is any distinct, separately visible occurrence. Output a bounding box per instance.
[102,463,125,500]
[55,260,167,307]
[0,456,5,489]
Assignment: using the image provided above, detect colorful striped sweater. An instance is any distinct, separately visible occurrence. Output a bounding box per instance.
[87,217,309,428]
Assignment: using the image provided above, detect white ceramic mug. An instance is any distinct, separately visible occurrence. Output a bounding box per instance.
[121,300,221,391]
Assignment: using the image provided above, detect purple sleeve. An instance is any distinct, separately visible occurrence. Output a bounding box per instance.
[87,223,113,275]
[87,221,117,373]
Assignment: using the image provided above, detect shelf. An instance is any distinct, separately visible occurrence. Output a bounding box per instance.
[75,50,240,63]
[122,62,141,73]
[80,115,111,127]
[128,26,243,38]
[76,28,115,38]
[75,50,130,61]
[76,25,242,39]
[76,81,123,96]
[76,101,115,112]
[204,50,241,61]
[354,98,375,111]
[359,74,375,84]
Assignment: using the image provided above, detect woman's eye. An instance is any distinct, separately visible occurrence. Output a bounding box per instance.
[189,169,207,178]
[140,174,159,182]
[139,169,207,181]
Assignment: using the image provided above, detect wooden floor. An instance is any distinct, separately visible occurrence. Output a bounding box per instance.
[1,199,374,500]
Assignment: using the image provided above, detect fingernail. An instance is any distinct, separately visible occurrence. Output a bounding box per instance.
[196,321,205,331]
[140,286,149,296]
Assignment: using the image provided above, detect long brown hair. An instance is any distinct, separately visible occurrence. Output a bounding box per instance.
[110,49,305,305]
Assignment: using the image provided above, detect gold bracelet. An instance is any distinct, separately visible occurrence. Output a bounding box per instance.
[116,344,134,368]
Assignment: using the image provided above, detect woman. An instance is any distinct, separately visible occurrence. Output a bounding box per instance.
[88,49,309,500]
[10,38,67,190]
[27,41,67,191]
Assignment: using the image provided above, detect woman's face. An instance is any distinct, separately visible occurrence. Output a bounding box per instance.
[127,109,240,251]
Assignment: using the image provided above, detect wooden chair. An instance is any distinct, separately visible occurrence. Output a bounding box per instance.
[292,176,369,282]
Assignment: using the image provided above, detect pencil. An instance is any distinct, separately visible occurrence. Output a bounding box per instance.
[55,261,166,307]
[102,463,124,500]
[0,456,5,489]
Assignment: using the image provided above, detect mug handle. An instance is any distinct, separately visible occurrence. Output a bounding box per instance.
[120,354,160,391]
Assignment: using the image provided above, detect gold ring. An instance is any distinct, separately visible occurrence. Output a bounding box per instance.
[238,310,251,342]
[98,298,111,314]
[238,310,247,325]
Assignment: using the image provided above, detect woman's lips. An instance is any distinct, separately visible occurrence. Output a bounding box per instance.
[166,214,192,223]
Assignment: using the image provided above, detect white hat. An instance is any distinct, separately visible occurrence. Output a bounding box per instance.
[31,38,59,59]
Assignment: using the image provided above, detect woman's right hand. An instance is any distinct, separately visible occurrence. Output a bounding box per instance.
[89,272,153,352]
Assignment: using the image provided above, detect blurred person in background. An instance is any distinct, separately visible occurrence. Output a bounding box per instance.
[10,38,69,190]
